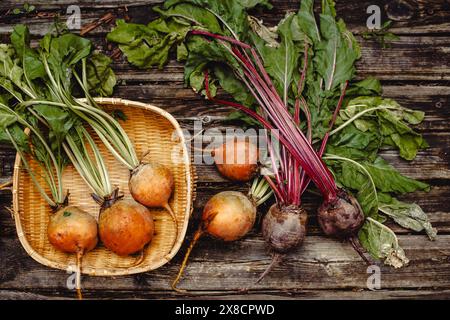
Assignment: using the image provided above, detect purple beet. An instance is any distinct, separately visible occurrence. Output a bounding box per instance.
[256,204,308,284]
[317,189,364,238]
[317,188,371,264]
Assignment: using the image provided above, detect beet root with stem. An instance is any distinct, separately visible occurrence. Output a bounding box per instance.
[317,189,364,238]
[317,189,371,264]
[171,191,257,292]
[256,204,308,284]
[47,206,98,299]
[129,162,177,230]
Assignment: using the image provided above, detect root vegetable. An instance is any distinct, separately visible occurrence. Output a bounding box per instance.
[0,107,100,300]
[48,206,98,254]
[23,54,179,248]
[63,128,156,258]
[48,206,98,299]
[256,204,307,284]
[317,189,364,238]
[213,138,259,182]
[203,191,256,241]
[262,204,307,253]
[172,181,271,292]
[99,199,155,256]
[187,30,368,279]
[129,162,177,229]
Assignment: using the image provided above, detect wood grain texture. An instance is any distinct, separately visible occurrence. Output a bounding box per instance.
[0,235,449,298]
[106,37,450,81]
[0,0,449,300]
[1,0,449,35]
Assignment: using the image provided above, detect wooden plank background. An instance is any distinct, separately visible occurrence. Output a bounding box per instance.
[0,0,449,299]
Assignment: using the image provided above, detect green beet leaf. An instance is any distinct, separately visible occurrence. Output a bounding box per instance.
[359,217,409,268]
[107,19,189,69]
[85,52,117,96]
[378,193,437,240]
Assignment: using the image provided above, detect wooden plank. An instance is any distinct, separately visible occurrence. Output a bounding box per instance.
[1,288,450,300]
[1,1,449,35]
[0,235,448,292]
[106,36,450,81]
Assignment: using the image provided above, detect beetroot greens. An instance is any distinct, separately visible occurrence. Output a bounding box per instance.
[198,29,368,279]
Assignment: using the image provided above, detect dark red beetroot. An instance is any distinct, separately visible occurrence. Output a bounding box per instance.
[317,189,369,263]
[262,205,307,253]
[318,189,364,238]
[257,204,307,283]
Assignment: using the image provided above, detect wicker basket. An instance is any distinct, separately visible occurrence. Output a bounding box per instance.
[12,98,195,276]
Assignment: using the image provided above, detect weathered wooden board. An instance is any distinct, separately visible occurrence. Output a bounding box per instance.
[0,235,449,299]
[0,0,449,300]
[1,289,450,300]
[1,0,449,35]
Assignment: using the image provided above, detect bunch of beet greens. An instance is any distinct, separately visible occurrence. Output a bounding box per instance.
[108,0,436,275]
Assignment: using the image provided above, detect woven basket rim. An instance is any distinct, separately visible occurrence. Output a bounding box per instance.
[12,98,193,276]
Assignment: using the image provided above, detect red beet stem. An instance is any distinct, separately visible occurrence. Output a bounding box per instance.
[197,31,340,203]
[300,81,349,196]
[318,81,349,156]
[349,236,372,266]
[190,29,251,49]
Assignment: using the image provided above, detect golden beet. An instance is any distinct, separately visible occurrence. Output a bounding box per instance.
[47,206,98,254]
[203,191,256,241]
[129,162,174,208]
[99,199,155,256]
[213,139,259,182]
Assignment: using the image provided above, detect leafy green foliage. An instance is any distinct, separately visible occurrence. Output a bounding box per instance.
[0,24,118,206]
[252,13,302,104]
[335,96,427,160]
[359,217,409,268]
[86,52,117,96]
[11,2,35,15]
[315,0,360,92]
[378,193,437,240]
[107,19,190,69]
[0,44,29,101]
